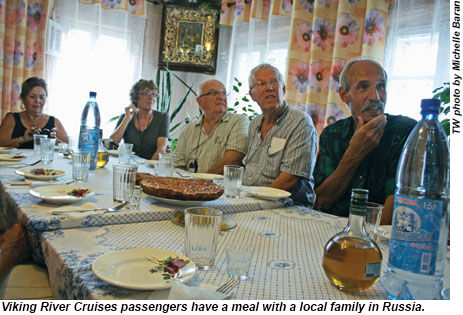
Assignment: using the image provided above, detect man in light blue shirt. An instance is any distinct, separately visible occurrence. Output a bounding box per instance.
[243,64,318,206]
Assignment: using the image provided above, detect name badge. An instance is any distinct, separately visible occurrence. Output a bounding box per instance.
[268,137,286,155]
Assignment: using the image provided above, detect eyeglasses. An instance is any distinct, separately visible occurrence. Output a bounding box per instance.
[139,91,157,97]
[199,90,228,97]
[252,78,280,90]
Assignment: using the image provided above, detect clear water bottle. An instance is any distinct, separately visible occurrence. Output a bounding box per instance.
[78,91,101,170]
[383,98,449,300]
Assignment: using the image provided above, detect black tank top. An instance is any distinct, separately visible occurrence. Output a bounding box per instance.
[11,113,55,149]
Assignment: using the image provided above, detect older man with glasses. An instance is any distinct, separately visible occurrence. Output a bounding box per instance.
[242,63,318,206]
[175,79,248,174]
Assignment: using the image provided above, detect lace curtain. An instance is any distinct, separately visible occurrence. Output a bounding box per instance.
[45,0,146,138]
[0,0,51,119]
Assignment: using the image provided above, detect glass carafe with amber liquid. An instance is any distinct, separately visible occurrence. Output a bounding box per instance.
[322,188,382,292]
[96,129,108,168]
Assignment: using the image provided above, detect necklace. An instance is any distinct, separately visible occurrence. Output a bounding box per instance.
[136,111,152,131]
[25,111,42,130]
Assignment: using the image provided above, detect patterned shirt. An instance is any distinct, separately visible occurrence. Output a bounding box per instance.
[243,104,318,206]
[175,113,249,173]
[314,114,417,217]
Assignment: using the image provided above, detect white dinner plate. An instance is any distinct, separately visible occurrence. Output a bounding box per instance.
[148,195,208,206]
[190,173,224,182]
[0,153,27,161]
[0,147,17,154]
[16,168,66,180]
[241,186,291,201]
[92,248,196,290]
[29,185,94,204]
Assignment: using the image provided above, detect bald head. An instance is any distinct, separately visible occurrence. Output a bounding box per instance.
[196,79,227,121]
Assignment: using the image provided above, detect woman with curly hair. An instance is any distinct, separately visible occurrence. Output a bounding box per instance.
[110,79,169,160]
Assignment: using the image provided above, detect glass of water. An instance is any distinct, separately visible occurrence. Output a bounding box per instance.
[118,143,133,165]
[33,134,47,157]
[40,138,56,166]
[158,153,175,177]
[226,246,255,280]
[224,165,244,198]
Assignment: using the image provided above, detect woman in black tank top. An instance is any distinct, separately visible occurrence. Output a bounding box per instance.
[0,77,69,148]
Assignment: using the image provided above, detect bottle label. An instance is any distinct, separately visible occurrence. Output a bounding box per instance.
[388,194,443,275]
[364,262,381,278]
[78,127,99,170]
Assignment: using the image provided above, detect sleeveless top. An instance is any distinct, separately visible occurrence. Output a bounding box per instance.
[11,112,55,149]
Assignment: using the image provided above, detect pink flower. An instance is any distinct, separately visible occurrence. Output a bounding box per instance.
[13,40,23,66]
[11,80,21,108]
[299,0,314,13]
[325,103,346,124]
[4,41,14,65]
[17,0,26,24]
[318,0,338,8]
[27,2,44,32]
[282,0,293,14]
[128,0,144,16]
[305,103,326,134]
[25,42,43,69]
[293,21,312,52]
[335,13,359,48]
[329,58,346,92]
[220,1,232,20]
[313,18,335,51]
[363,10,385,46]
[289,61,310,94]
[308,60,330,93]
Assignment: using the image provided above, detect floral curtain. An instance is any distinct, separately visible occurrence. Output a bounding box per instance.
[0,0,51,119]
[78,0,145,16]
[220,0,391,135]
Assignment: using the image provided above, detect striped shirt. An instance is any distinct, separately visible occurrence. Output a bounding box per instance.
[175,113,249,173]
[243,104,318,205]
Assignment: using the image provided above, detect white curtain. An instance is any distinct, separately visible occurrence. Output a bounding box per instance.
[383,0,449,120]
[45,0,146,139]
[223,14,292,115]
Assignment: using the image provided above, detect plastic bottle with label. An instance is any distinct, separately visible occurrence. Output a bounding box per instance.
[78,91,101,170]
[383,98,450,299]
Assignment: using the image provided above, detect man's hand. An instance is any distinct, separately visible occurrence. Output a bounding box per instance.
[347,114,387,163]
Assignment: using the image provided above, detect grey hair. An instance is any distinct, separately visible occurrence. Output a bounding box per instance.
[339,56,387,92]
[197,79,225,96]
[248,63,285,89]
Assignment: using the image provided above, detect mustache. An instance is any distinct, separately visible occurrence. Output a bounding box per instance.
[361,100,385,113]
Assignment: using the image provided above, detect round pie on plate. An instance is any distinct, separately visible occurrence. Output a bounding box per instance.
[140,176,224,201]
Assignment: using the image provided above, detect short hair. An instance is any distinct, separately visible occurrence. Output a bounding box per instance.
[248,63,285,89]
[197,79,225,97]
[129,79,158,107]
[20,77,48,103]
[339,56,387,92]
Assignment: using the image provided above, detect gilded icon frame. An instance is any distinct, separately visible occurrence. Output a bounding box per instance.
[158,3,220,74]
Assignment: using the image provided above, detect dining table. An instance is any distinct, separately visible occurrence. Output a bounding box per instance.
[0,149,291,264]
[0,149,450,300]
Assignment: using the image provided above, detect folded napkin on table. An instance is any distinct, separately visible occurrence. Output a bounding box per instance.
[166,282,227,300]
[50,202,99,219]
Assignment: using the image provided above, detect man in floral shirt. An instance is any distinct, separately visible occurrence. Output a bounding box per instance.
[313,57,416,224]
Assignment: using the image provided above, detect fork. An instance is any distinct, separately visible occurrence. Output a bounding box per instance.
[51,201,129,215]
[216,278,239,295]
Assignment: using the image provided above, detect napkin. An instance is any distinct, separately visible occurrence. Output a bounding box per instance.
[51,202,99,219]
[166,282,227,300]
[0,161,26,167]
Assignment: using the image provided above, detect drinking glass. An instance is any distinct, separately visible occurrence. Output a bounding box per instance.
[33,134,47,157]
[226,246,255,280]
[57,142,68,153]
[113,164,138,203]
[118,143,133,165]
[158,153,175,177]
[72,150,91,183]
[185,207,222,270]
[364,202,383,242]
[40,138,56,165]
[224,165,244,198]
[123,185,143,210]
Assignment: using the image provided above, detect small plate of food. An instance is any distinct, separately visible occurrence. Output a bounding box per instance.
[0,153,27,161]
[29,185,93,204]
[16,168,66,180]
